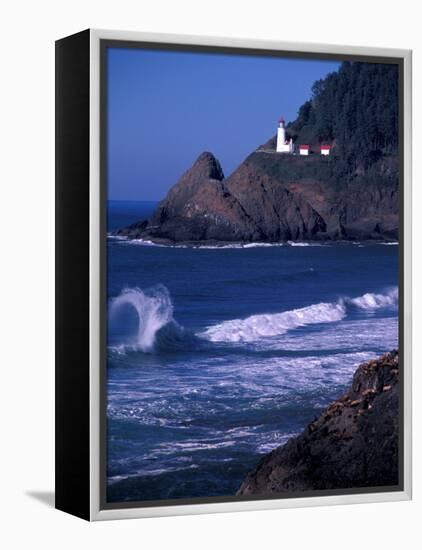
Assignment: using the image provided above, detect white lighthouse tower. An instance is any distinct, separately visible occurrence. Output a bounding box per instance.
[276,117,294,153]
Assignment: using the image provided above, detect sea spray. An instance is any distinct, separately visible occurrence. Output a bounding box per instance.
[109,285,398,349]
[110,285,174,352]
[109,284,201,353]
[346,287,398,310]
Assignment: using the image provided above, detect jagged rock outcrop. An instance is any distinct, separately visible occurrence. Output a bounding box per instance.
[115,152,263,243]
[237,350,399,495]
[114,149,398,244]
[224,150,398,241]
[115,61,399,244]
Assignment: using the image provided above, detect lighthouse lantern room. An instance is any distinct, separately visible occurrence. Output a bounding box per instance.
[276,117,294,153]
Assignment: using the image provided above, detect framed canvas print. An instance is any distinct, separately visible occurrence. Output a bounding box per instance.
[55,29,412,521]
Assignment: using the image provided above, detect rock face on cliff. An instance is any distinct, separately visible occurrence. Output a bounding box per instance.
[114,149,398,243]
[237,350,399,495]
[114,61,399,244]
[115,152,263,243]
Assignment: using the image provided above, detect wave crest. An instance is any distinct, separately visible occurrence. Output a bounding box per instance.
[201,302,346,343]
[201,287,398,343]
[110,285,175,353]
[346,287,398,310]
[109,285,398,350]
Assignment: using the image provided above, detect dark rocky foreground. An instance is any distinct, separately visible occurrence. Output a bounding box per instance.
[237,350,399,495]
[114,149,398,245]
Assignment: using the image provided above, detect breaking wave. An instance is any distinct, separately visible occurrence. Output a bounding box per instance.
[109,285,198,353]
[109,285,398,351]
[346,287,398,310]
[202,302,346,343]
[202,287,398,343]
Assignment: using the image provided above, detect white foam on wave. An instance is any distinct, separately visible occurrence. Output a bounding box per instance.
[128,238,168,248]
[202,302,346,343]
[110,235,399,250]
[109,284,398,350]
[242,242,283,249]
[347,287,398,310]
[201,287,398,343]
[287,241,326,247]
[256,317,398,355]
[107,234,128,240]
[191,243,245,250]
[110,285,174,352]
[120,240,291,250]
[112,238,329,250]
[198,242,325,249]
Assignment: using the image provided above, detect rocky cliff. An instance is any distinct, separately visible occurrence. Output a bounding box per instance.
[114,148,398,244]
[116,152,263,244]
[115,61,399,244]
[237,350,399,495]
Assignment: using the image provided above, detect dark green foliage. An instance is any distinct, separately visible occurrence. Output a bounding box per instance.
[248,151,334,183]
[287,62,399,171]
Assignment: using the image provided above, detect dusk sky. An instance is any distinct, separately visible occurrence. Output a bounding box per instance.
[107,47,340,201]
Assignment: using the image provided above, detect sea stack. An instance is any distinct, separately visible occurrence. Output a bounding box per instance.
[114,151,263,244]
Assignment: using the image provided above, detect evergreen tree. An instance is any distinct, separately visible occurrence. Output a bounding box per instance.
[287,61,399,170]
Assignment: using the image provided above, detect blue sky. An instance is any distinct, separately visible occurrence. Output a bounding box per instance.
[107,47,340,201]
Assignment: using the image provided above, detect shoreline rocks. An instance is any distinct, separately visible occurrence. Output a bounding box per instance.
[114,149,398,244]
[237,350,400,495]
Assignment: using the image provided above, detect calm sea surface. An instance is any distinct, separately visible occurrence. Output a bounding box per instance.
[106,200,399,502]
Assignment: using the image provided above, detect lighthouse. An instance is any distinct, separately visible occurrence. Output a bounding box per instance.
[276,117,294,153]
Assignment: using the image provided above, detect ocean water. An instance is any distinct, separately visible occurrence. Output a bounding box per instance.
[106,200,399,502]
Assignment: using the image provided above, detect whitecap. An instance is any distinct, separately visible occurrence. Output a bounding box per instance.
[201,287,398,343]
[201,301,346,343]
[110,285,174,353]
[347,287,398,310]
[287,241,326,247]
